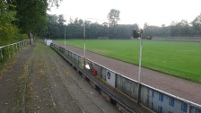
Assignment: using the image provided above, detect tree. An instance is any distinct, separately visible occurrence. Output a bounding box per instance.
[108,9,120,27]
[0,0,63,45]
[14,0,48,36]
[0,1,25,45]
[58,14,66,25]
[5,0,62,36]
[178,20,190,36]
[143,23,149,29]
[192,13,201,35]
[45,14,65,39]
[108,9,120,38]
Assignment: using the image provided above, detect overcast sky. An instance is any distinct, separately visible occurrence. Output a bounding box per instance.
[48,0,201,28]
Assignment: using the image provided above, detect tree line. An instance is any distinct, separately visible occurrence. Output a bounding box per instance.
[43,14,139,39]
[44,12,201,40]
[143,16,201,38]
[43,9,138,39]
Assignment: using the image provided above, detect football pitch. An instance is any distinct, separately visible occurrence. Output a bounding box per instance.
[57,39,201,83]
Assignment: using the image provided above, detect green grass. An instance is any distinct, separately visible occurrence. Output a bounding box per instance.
[57,39,201,83]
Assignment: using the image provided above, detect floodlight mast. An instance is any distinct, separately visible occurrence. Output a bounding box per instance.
[133,29,143,104]
[138,29,143,83]
[83,21,86,59]
[133,29,143,83]
[64,23,67,48]
[83,21,86,69]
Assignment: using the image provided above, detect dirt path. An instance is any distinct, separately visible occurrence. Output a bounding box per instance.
[53,42,201,105]
[0,45,33,113]
[0,41,120,113]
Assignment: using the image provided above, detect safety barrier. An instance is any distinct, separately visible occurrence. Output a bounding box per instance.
[51,43,201,113]
[0,40,30,64]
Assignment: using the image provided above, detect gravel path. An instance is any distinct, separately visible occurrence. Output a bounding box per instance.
[0,41,120,113]
[53,42,201,105]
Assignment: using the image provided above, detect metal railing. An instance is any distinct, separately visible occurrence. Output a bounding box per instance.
[0,40,30,64]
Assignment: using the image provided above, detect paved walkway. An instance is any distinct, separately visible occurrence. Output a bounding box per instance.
[54,42,201,105]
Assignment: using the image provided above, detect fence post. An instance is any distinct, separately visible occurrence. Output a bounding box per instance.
[20,42,22,50]
[12,45,14,56]
[15,43,17,50]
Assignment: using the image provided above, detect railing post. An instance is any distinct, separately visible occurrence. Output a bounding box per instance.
[0,48,3,59]
[16,43,17,50]
[8,46,10,58]
[12,45,14,56]
[20,42,22,50]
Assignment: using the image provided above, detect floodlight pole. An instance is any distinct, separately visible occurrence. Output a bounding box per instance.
[64,23,67,48]
[137,29,143,104]
[138,37,142,83]
[83,21,86,59]
[83,21,86,69]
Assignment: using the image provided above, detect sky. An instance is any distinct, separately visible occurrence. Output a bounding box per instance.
[47,0,201,28]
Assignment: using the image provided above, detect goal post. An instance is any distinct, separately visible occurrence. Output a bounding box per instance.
[98,37,109,40]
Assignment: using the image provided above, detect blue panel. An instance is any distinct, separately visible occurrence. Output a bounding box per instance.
[169,98,174,107]
[159,93,163,102]
[181,103,187,112]
[152,90,154,98]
